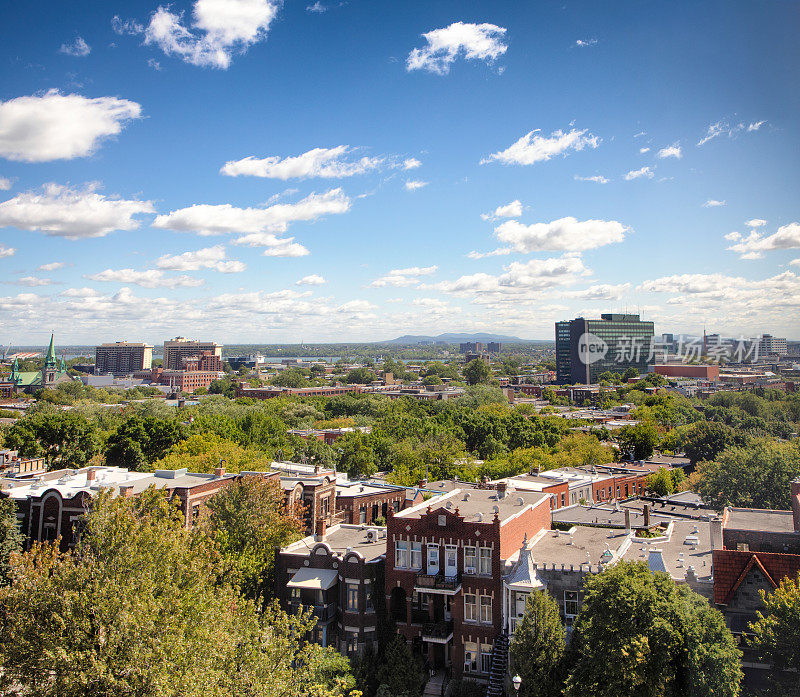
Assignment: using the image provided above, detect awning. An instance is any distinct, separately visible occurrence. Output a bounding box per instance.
[286,567,338,591]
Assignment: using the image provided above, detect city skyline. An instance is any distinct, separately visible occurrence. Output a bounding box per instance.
[1,0,799,343]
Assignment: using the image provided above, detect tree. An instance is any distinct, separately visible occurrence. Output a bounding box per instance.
[0,489,353,697]
[346,367,378,384]
[510,590,566,697]
[105,415,185,470]
[622,367,639,380]
[463,359,491,386]
[337,432,377,478]
[694,438,800,510]
[747,572,800,692]
[206,476,304,601]
[617,421,659,460]
[271,368,309,388]
[647,468,675,497]
[681,421,735,465]
[5,410,100,470]
[208,375,236,398]
[374,635,423,697]
[0,497,23,586]
[422,375,442,386]
[564,561,741,697]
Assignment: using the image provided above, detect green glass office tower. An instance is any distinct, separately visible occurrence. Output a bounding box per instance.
[555,313,655,384]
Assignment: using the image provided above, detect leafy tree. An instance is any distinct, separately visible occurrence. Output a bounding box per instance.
[346,367,378,384]
[747,572,800,692]
[374,635,423,697]
[0,497,23,586]
[694,438,800,510]
[622,366,639,380]
[617,421,659,460]
[337,432,377,478]
[463,358,491,386]
[647,468,675,497]
[271,368,309,388]
[105,415,185,470]
[0,489,351,697]
[564,561,741,697]
[510,590,566,697]
[152,433,274,473]
[206,476,304,601]
[208,375,237,398]
[421,375,442,386]
[681,421,736,465]
[5,410,100,470]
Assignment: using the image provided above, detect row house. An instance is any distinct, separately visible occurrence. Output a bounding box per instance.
[335,479,424,525]
[385,482,551,678]
[0,449,47,478]
[281,474,337,534]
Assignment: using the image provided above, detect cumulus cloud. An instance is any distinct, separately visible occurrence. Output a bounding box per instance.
[405,180,428,191]
[112,16,144,35]
[790,259,800,267]
[726,222,800,259]
[0,178,10,190]
[368,265,438,288]
[0,183,154,239]
[152,189,350,243]
[86,268,204,288]
[574,39,597,47]
[221,146,383,179]
[657,144,682,159]
[306,1,326,12]
[492,216,629,253]
[403,158,422,170]
[38,262,67,271]
[296,274,326,285]
[624,166,654,180]
[60,37,91,57]
[0,90,141,162]
[639,147,650,154]
[746,218,767,228]
[481,200,523,221]
[703,199,726,207]
[336,299,377,314]
[0,245,15,258]
[143,0,280,69]
[565,283,631,301]
[15,276,53,287]
[406,22,507,75]
[574,175,609,184]
[155,245,246,273]
[698,119,767,146]
[481,128,599,166]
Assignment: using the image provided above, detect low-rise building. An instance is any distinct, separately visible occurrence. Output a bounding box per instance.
[0,449,46,478]
[335,479,424,525]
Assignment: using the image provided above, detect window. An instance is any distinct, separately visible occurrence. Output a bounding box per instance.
[464,643,478,672]
[411,542,422,569]
[464,546,476,574]
[480,595,492,623]
[481,648,493,674]
[347,584,359,612]
[564,591,579,624]
[478,547,492,575]
[346,631,359,655]
[561,492,566,507]
[464,593,477,621]
[365,581,373,611]
[445,545,457,575]
[290,587,300,602]
[395,540,408,569]
[359,506,366,524]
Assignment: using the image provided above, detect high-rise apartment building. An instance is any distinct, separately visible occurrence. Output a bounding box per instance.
[162,337,222,370]
[555,314,655,384]
[758,334,787,356]
[95,341,153,375]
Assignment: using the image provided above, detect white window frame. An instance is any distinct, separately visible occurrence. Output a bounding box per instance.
[480,595,492,623]
[464,593,477,622]
[464,546,476,574]
[410,541,422,570]
[395,540,408,569]
[478,547,492,575]
[347,584,359,612]
[564,591,579,624]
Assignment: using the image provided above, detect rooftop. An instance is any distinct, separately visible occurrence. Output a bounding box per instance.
[395,486,550,524]
[725,508,796,533]
[620,520,713,582]
[528,526,632,567]
[282,524,387,561]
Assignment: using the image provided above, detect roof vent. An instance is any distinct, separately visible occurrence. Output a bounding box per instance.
[517,497,525,506]
[476,512,483,522]
[492,505,500,514]
[463,493,471,501]
[446,501,453,509]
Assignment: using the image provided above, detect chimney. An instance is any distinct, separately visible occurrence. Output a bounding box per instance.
[119,484,134,498]
[624,508,631,531]
[497,481,508,499]
[643,503,650,527]
[710,516,723,550]
[214,466,226,477]
[315,518,327,541]
[86,468,96,482]
[791,477,800,533]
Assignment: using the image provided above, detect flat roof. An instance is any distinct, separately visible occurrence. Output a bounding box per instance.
[395,487,550,524]
[529,526,631,567]
[620,520,713,582]
[336,481,403,498]
[725,508,796,533]
[282,524,387,561]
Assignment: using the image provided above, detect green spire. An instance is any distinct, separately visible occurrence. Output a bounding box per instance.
[44,333,56,367]
[11,356,19,383]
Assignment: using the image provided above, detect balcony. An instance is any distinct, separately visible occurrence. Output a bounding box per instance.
[422,621,454,644]
[291,602,337,623]
[414,573,461,595]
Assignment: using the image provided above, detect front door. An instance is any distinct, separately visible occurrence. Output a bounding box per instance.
[444,545,457,577]
[427,544,439,574]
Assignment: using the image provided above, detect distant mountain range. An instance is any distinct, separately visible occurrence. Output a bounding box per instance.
[381,333,546,344]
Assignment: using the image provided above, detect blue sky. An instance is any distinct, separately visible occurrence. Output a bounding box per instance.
[1,0,798,345]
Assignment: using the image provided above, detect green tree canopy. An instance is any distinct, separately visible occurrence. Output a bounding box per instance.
[0,497,23,586]
[463,359,491,386]
[5,410,100,470]
[617,421,659,460]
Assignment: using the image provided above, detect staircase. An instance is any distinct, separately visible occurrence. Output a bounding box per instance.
[485,631,509,697]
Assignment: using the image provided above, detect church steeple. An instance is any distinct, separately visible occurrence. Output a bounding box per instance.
[44,333,57,368]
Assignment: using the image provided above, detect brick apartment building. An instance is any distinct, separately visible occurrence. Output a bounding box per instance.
[335,479,424,525]
[288,426,372,446]
[0,465,236,550]
[281,472,337,534]
[0,449,46,478]
[95,341,153,375]
[236,384,361,400]
[163,337,222,371]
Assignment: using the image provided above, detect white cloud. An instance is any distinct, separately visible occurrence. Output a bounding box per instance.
[0,245,15,258]
[412,297,454,311]
[0,183,154,239]
[147,58,162,70]
[144,0,280,69]
[698,119,767,146]
[466,248,512,260]
[493,216,629,253]
[153,189,350,241]
[60,37,91,57]
[481,128,599,166]
[155,245,246,273]
[259,238,310,257]
[369,265,437,288]
[112,16,144,35]
[0,177,10,190]
[405,180,428,191]
[565,283,631,301]
[38,262,67,271]
[406,22,507,75]
[0,90,141,162]
[306,1,326,12]
[574,39,597,47]
[221,146,383,179]
[336,299,377,313]
[296,274,326,286]
[790,259,800,267]
[703,199,726,207]
[724,232,741,241]
[481,199,523,220]
[726,222,800,259]
[86,268,204,288]
[657,144,682,159]
[403,157,422,170]
[624,166,654,180]
[16,276,53,287]
[61,287,101,298]
[639,147,650,154]
[746,218,767,228]
[574,175,609,184]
